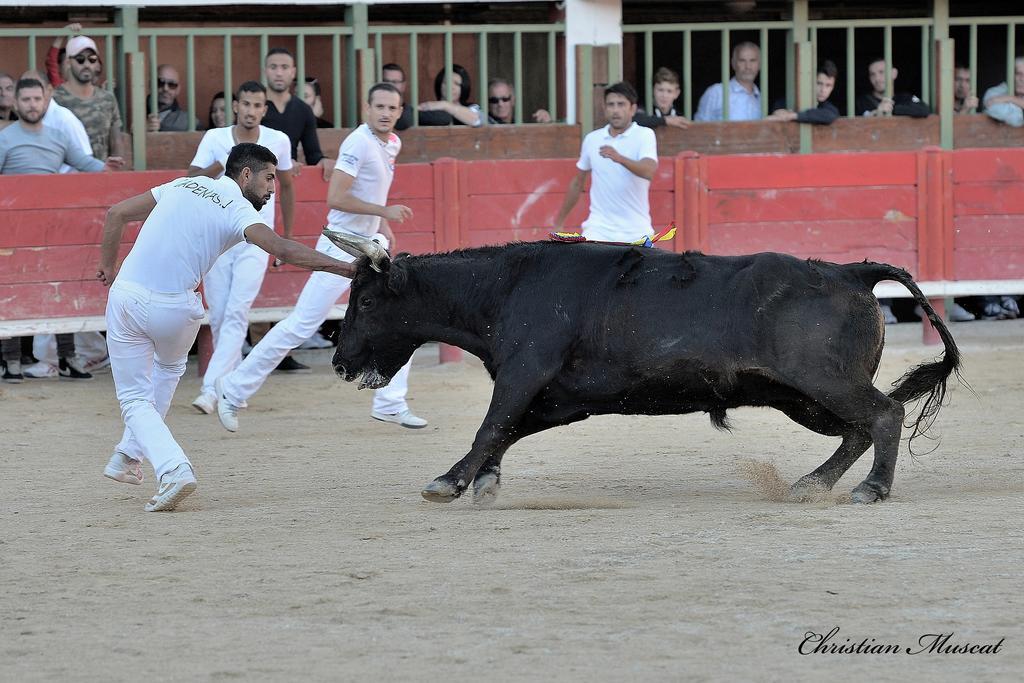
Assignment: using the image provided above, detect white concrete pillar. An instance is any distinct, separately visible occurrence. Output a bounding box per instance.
[565,0,623,124]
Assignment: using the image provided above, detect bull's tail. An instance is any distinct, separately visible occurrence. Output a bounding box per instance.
[849,262,964,445]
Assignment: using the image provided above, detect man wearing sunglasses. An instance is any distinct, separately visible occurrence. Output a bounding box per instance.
[53,35,124,162]
[146,64,200,132]
[486,78,552,124]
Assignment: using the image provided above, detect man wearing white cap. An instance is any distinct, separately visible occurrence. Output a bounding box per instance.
[53,35,124,161]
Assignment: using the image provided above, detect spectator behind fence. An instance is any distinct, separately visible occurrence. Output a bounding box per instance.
[262,48,327,172]
[982,56,1024,127]
[0,72,15,120]
[207,91,231,129]
[16,69,113,378]
[46,23,82,88]
[486,77,552,124]
[694,42,762,122]
[633,67,690,130]
[856,58,930,118]
[147,64,200,132]
[382,63,414,131]
[0,78,121,382]
[954,64,979,114]
[302,77,334,128]
[418,64,482,126]
[767,59,840,125]
[554,81,658,243]
[53,35,125,160]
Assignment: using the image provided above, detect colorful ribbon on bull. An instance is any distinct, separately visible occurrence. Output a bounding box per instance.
[549,223,676,248]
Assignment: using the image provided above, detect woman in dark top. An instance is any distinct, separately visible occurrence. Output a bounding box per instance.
[417,63,482,126]
[302,77,334,129]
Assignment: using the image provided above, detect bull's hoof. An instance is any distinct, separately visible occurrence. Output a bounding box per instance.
[472,471,501,506]
[850,481,890,504]
[787,476,830,503]
[421,478,462,503]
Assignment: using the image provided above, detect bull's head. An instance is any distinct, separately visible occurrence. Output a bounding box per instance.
[324,229,421,390]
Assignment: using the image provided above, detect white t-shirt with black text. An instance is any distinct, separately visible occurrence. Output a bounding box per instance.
[577,122,658,242]
[116,175,269,292]
[326,123,400,237]
[189,125,292,226]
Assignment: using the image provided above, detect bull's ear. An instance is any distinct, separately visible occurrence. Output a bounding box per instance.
[386,260,408,294]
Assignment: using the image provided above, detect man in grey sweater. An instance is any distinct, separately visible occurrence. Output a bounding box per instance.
[0,77,119,383]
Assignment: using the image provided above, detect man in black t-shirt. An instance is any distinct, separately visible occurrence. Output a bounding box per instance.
[856,58,930,118]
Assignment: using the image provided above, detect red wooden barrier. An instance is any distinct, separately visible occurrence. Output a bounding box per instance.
[4,148,1024,351]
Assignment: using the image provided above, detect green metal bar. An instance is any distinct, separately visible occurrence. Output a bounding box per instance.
[374,31,382,82]
[683,30,692,118]
[332,32,341,129]
[409,32,419,127]
[478,32,489,120]
[105,38,115,92]
[921,25,930,108]
[370,23,564,36]
[970,23,978,98]
[884,25,893,100]
[721,29,730,120]
[513,32,523,124]
[579,44,593,132]
[624,21,790,32]
[27,33,36,70]
[548,31,557,120]
[807,18,932,29]
[797,41,812,153]
[223,35,233,126]
[130,55,146,170]
[937,38,954,149]
[785,29,794,110]
[115,7,139,158]
[1009,24,1017,92]
[644,31,653,114]
[149,35,158,126]
[260,34,268,87]
[847,27,855,116]
[608,43,622,83]
[186,35,196,131]
[760,26,769,118]
[444,31,453,124]
[296,34,306,102]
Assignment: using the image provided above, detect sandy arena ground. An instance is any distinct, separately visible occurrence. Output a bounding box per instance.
[1,319,1021,681]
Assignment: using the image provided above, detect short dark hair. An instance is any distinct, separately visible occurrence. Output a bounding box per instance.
[304,76,321,97]
[382,63,405,78]
[433,64,473,105]
[15,77,44,96]
[265,47,295,64]
[225,142,278,180]
[868,57,886,69]
[817,59,838,79]
[604,81,639,105]
[368,82,401,103]
[954,62,969,72]
[237,80,266,98]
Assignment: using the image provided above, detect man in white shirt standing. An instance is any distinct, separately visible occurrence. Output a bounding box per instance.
[554,82,658,243]
[187,81,295,415]
[97,143,354,512]
[694,42,762,122]
[215,83,428,433]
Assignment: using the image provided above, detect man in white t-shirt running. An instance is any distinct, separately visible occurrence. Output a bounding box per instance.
[97,143,355,512]
[215,83,428,433]
[554,81,658,242]
[187,81,295,415]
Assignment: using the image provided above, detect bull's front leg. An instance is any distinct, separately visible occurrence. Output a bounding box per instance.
[421,366,556,504]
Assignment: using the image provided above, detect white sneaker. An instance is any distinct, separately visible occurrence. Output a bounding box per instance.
[103,451,144,485]
[23,361,58,379]
[371,409,428,429]
[145,463,197,512]
[191,392,217,415]
[83,355,111,373]
[880,304,898,325]
[215,377,239,432]
[949,303,975,322]
[298,332,334,349]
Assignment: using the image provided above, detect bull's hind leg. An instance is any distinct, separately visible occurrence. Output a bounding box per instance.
[777,401,872,500]
[792,385,905,503]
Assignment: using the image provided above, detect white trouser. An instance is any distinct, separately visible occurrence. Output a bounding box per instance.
[200,241,269,396]
[220,233,412,414]
[105,280,204,480]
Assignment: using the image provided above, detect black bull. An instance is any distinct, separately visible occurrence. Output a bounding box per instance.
[332,242,961,505]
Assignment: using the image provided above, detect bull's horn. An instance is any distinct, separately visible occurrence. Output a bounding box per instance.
[322,227,391,272]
